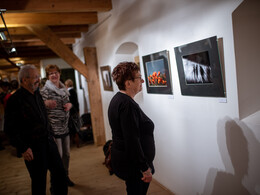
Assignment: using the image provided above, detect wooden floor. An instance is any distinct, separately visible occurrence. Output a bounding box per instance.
[0,142,174,195]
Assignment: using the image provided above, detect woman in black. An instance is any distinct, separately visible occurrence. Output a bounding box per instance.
[108,62,155,195]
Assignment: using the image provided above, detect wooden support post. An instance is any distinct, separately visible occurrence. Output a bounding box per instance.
[83,47,106,146]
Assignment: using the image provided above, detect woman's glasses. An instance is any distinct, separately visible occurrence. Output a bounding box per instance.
[49,71,59,76]
[134,76,143,80]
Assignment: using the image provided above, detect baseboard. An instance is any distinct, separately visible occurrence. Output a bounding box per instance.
[153,178,176,195]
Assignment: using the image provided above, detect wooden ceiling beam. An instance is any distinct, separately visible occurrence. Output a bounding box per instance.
[7,57,36,61]
[0,68,20,73]
[49,25,89,33]
[0,50,58,58]
[0,65,18,70]
[13,38,75,47]
[11,32,81,41]
[8,25,89,35]
[0,0,112,12]
[0,70,8,75]
[12,37,75,43]
[0,53,19,70]
[0,59,10,63]
[1,12,97,27]
[0,1,112,73]
[0,60,40,67]
[16,50,58,56]
[26,25,88,79]
[8,57,41,65]
[15,46,60,51]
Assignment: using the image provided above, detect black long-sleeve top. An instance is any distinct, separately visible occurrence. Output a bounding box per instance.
[4,87,50,154]
[108,92,155,180]
[68,88,79,113]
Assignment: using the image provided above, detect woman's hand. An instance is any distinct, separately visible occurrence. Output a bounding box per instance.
[45,100,57,109]
[141,168,152,183]
[64,103,72,111]
[22,148,34,161]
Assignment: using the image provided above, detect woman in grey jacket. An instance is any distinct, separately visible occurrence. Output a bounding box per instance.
[41,64,74,187]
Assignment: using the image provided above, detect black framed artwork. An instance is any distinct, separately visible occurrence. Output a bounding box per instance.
[100,65,113,91]
[174,36,225,97]
[142,50,173,94]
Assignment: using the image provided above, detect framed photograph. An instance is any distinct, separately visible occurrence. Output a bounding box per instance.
[142,50,173,94]
[174,36,225,97]
[100,66,113,91]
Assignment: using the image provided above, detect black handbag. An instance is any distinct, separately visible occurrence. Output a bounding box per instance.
[103,140,113,175]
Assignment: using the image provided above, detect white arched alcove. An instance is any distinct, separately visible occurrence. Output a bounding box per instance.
[114,42,144,103]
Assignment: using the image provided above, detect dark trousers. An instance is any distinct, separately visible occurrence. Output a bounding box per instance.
[25,138,68,195]
[125,170,150,195]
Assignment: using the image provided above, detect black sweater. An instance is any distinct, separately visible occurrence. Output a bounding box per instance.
[4,87,50,154]
[108,92,155,180]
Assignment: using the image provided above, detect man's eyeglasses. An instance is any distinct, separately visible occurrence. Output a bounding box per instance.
[27,75,40,80]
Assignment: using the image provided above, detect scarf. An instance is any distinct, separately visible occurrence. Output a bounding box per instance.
[44,80,69,96]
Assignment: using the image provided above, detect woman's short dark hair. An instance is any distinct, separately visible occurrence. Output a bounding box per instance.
[45,64,61,78]
[112,61,140,90]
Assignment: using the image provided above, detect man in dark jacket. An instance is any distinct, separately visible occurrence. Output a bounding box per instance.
[4,65,68,195]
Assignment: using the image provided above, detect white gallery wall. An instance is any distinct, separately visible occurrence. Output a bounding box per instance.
[73,0,260,194]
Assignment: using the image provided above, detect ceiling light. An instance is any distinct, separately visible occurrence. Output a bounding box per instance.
[0,9,17,55]
[0,31,7,41]
[16,62,23,66]
[10,47,16,53]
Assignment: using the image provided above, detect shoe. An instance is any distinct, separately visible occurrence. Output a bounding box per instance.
[67,177,75,187]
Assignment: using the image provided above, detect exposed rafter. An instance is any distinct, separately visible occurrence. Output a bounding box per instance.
[0,0,112,75]
[26,25,88,78]
[0,53,19,71]
[11,33,81,41]
[0,0,112,12]
[1,12,98,27]
[8,25,89,35]
[13,38,75,47]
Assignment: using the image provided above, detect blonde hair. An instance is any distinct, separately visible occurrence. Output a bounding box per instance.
[65,79,73,87]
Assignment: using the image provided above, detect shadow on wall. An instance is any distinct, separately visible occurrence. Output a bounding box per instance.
[201,117,260,195]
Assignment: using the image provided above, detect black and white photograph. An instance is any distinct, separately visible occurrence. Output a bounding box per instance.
[174,36,225,97]
[100,66,113,91]
[182,51,212,84]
